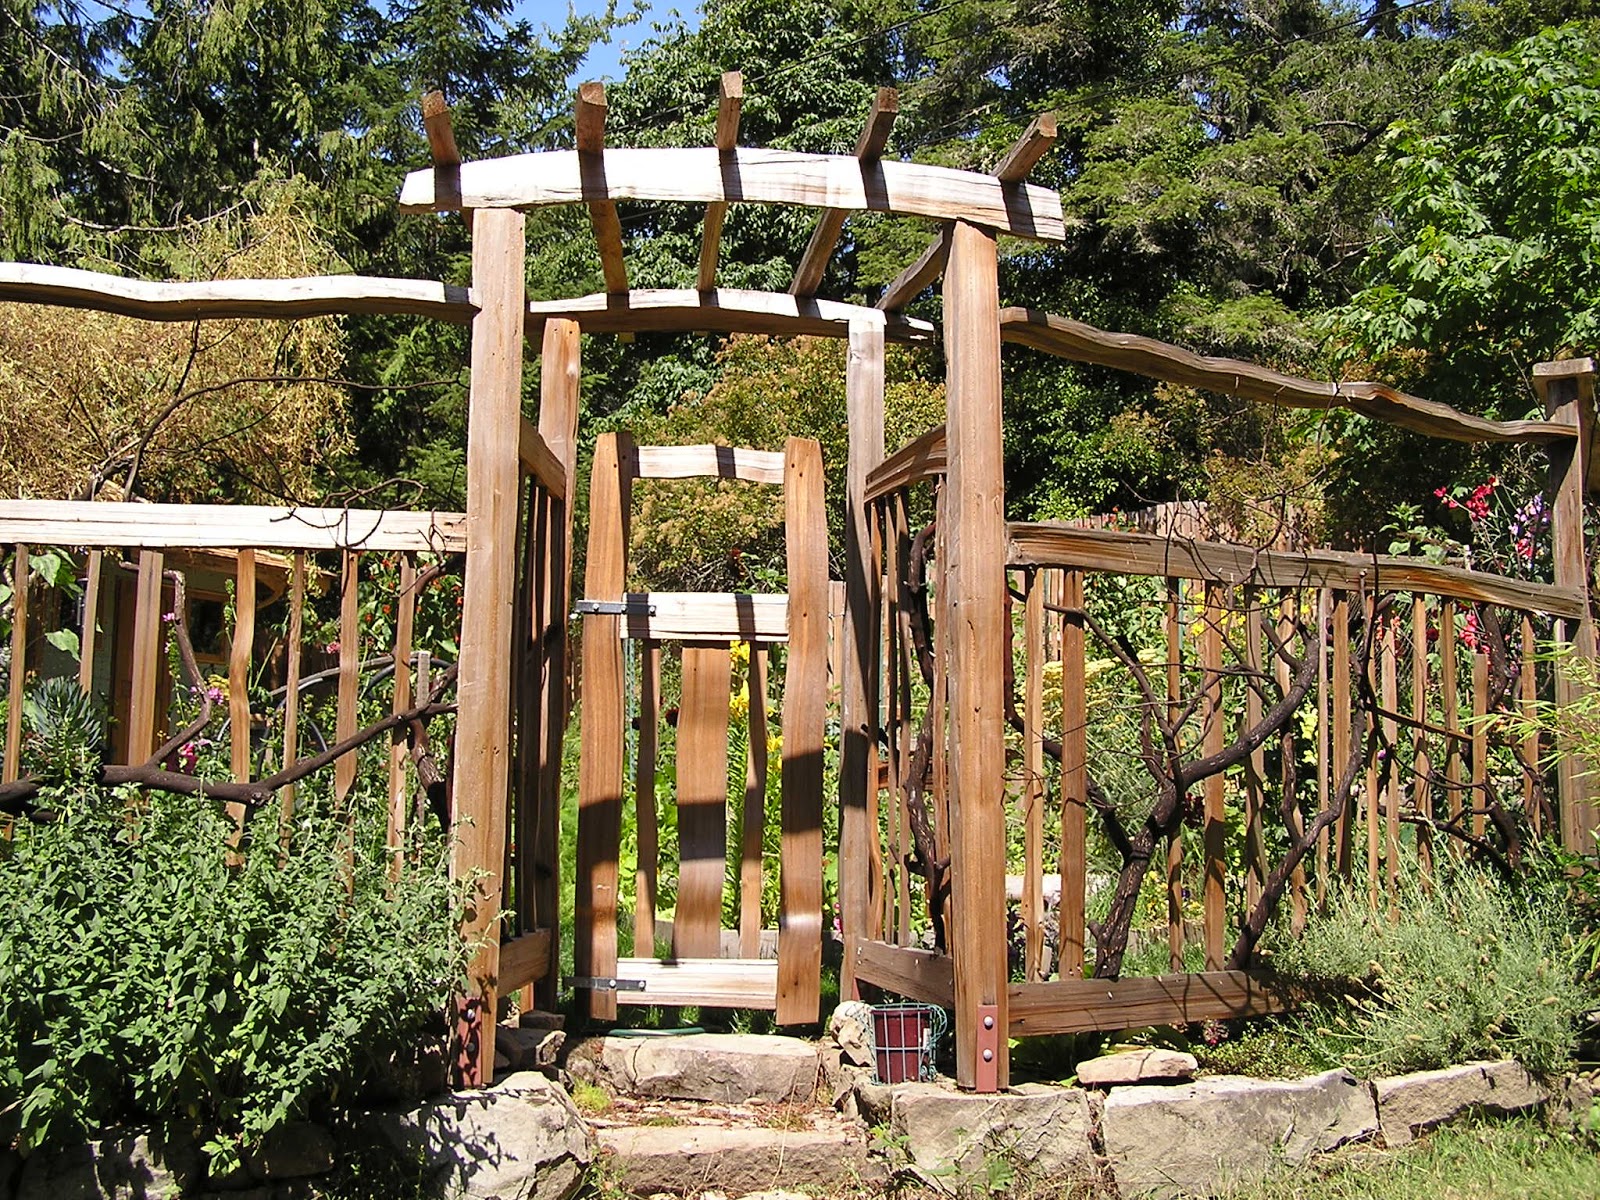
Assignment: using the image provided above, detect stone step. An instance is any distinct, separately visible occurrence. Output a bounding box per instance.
[597,1122,882,1197]
[567,1033,821,1104]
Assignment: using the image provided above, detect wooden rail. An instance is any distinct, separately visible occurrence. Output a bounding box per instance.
[400,147,1067,240]
[0,262,476,323]
[525,288,934,343]
[863,424,947,502]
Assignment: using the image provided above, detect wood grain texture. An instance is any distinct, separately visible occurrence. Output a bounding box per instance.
[576,83,629,295]
[1472,650,1489,841]
[617,592,788,642]
[0,501,467,553]
[576,431,632,1021]
[335,551,360,807]
[400,147,1067,240]
[852,936,956,1007]
[1023,572,1046,982]
[1000,308,1577,444]
[227,551,256,839]
[1059,570,1087,979]
[877,224,951,312]
[1165,580,1184,970]
[1412,598,1434,873]
[675,645,732,961]
[1008,970,1303,1036]
[634,642,660,957]
[944,221,1009,1090]
[698,73,743,285]
[1332,592,1354,877]
[526,287,934,343]
[497,929,553,994]
[840,321,886,1000]
[633,443,787,483]
[78,549,102,692]
[0,262,476,323]
[613,957,778,1009]
[518,418,567,500]
[864,423,947,501]
[791,88,899,296]
[449,209,526,1081]
[3,545,26,784]
[280,552,305,821]
[126,549,164,765]
[1005,523,1585,619]
[777,436,828,1025]
[740,645,768,959]
[992,113,1058,183]
[1381,618,1400,909]
[1200,583,1226,972]
[421,90,461,166]
[1521,615,1541,836]
[388,553,416,877]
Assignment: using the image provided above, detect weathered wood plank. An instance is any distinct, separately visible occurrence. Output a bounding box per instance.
[633,443,787,483]
[777,436,828,1025]
[1023,570,1046,982]
[699,72,744,291]
[0,262,475,323]
[676,645,732,961]
[401,147,1068,240]
[0,501,467,553]
[518,417,567,500]
[227,550,256,842]
[78,549,101,693]
[527,288,934,343]
[1005,523,1585,619]
[852,937,956,1007]
[576,431,632,1021]
[792,88,899,297]
[1008,970,1303,1036]
[280,552,305,821]
[1201,583,1226,972]
[1333,592,1353,877]
[1412,596,1433,875]
[614,957,778,1009]
[577,82,628,295]
[335,551,360,807]
[617,592,788,642]
[126,549,164,765]
[877,224,951,313]
[634,641,661,957]
[993,113,1058,183]
[449,209,526,1082]
[864,423,947,502]
[1000,308,1576,444]
[388,553,416,877]
[945,220,1009,1091]
[740,645,768,959]
[1165,579,1184,970]
[1060,567,1088,979]
[840,321,885,999]
[498,929,553,994]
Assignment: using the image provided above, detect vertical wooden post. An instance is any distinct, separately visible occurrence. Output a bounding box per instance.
[389,552,417,878]
[738,644,767,958]
[126,549,164,765]
[1440,599,1463,848]
[1332,591,1353,876]
[1200,582,1226,971]
[1315,588,1330,908]
[1534,358,1597,852]
[78,549,102,693]
[839,320,885,999]
[777,435,828,1025]
[1381,618,1400,911]
[635,642,662,956]
[1059,568,1087,978]
[280,552,306,823]
[535,316,582,1011]
[227,550,257,840]
[1411,596,1432,877]
[1521,615,1542,836]
[335,550,360,807]
[1165,579,1184,968]
[575,430,632,1022]
[676,645,732,959]
[450,207,526,1084]
[4,544,28,784]
[1243,589,1266,913]
[1022,569,1046,981]
[943,220,1008,1091]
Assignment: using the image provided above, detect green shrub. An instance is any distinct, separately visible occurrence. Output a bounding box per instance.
[0,782,472,1171]
[1267,864,1591,1078]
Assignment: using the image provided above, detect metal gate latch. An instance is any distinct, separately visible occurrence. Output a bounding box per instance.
[564,975,647,993]
[573,599,656,618]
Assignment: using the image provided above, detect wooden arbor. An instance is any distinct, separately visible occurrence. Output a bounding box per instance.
[406,79,1064,1088]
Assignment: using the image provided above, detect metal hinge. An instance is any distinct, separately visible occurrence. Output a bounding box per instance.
[573,598,656,618]
[564,975,648,993]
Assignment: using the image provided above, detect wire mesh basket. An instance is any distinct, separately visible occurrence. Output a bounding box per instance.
[870,1002,948,1083]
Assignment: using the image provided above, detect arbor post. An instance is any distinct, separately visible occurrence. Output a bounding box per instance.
[1535,357,1598,854]
[840,320,885,999]
[943,220,1008,1091]
[450,208,526,1085]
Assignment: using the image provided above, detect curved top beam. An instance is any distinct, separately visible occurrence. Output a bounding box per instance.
[525,288,936,343]
[0,262,477,323]
[1000,307,1577,445]
[400,147,1066,241]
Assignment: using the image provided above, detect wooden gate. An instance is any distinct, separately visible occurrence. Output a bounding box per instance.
[573,433,827,1024]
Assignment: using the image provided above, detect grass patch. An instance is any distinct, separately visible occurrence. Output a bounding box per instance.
[569,1078,613,1117]
[1226,1118,1600,1199]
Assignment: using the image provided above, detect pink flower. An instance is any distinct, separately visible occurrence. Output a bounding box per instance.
[325,641,340,654]
[1461,611,1481,651]
[178,742,198,772]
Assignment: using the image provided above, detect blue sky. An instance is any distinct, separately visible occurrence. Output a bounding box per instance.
[510,1,702,81]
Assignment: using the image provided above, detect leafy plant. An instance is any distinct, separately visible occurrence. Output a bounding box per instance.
[0,784,472,1172]
[21,676,105,785]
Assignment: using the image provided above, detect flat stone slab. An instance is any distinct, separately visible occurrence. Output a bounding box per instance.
[567,1034,819,1105]
[598,1124,880,1197]
[888,1081,1100,1192]
[1078,1049,1197,1087]
[1102,1070,1377,1198]
[354,1069,594,1200]
[1374,1061,1548,1146]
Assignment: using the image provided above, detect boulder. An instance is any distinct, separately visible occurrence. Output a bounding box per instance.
[598,1124,880,1197]
[16,1130,200,1200]
[1373,1061,1549,1147]
[240,1123,334,1183]
[1101,1070,1377,1198]
[887,1082,1100,1193]
[827,1002,876,1070]
[566,1034,818,1105]
[498,1026,565,1073]
[1077,1049,1197,1088]
[354,1069,594,1200]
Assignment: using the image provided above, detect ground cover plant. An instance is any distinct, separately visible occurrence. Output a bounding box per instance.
[0,766,471,1174]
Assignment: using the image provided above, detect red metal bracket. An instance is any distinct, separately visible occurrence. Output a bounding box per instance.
[975,1003,1001,1092]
